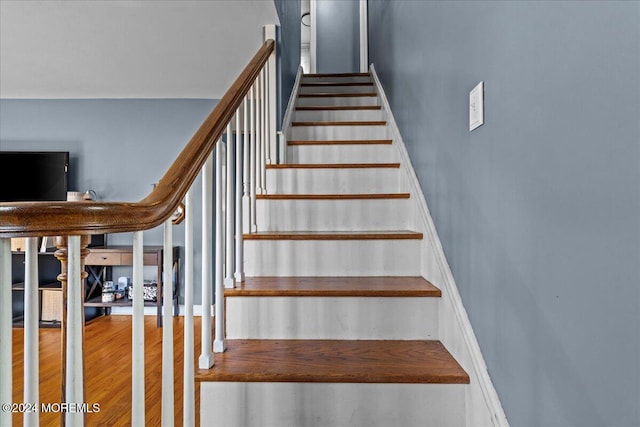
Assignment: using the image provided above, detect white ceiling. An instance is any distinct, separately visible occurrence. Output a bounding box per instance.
[0,0,279,98]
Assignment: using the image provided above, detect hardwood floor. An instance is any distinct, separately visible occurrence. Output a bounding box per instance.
[291,121,387,126]
[295,106,382,111]
[255,193,410,200]
[243,230,424,240]
[266,163,400,169]
[287,139,392,145]
[11,316,201,426]
[225,276,442,297]
[300,82,373,87]
[303,72,370,78]
[298,93,377,97]
[196,340,469,384]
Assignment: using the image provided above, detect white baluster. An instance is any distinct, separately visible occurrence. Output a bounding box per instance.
[132,231,145,426]
[183,190,195,427]
[200,154,214,367]
[235,108,245,283]
[225,123,235,289]
[24,237,39,427]
[250,84,258,233]
[0,238,12,427]
[260,69,267,195]
[66,236,84,426]
[214,138,226,353]
[270,53,278,164]
[242,96,251,234]
[255,76,263,195]
[265,61,272,166]
[162,218,174,427]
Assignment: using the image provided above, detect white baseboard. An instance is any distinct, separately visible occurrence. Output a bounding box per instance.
[108,304,215,317]
[108,306,159,316]
[370,64,509,427]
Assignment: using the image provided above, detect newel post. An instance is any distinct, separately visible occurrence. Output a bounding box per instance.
[264,24,277,165]
[55,235,90,427]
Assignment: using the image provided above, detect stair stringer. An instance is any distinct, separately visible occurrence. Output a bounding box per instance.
[371,64,510,427]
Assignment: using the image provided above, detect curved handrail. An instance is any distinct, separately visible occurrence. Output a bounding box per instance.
[0,40,275,238]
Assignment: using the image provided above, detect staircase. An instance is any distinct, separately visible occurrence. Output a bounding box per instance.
[196,72,471,426]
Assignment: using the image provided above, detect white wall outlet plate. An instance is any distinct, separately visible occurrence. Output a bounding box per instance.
[469,81,484,131]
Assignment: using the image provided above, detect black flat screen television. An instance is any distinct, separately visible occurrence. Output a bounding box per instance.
[0,151,69,202]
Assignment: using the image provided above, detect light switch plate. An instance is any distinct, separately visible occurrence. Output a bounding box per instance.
[469,81,484,131]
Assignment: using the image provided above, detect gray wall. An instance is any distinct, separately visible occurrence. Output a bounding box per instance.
[316,0,359,73]
[0,99,218,304]
[368,1,639,426]
[274,0,301,127]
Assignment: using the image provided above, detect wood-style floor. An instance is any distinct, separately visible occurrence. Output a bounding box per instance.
[11,316,200,426]
[243,230,423,240]
[225,276,442,297]
[195,340,469,384]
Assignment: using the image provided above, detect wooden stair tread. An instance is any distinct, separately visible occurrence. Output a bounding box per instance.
[301,82,374,86]
[195,340,469,384]
[267,163,400,169]
[298,93,377,98]
[296,106,382,111]
[303,72,370,78]
[243,230,423,240]
[256,193,409,200]
[288,139,392,145]
[291,121,386,126]
[226,276,441,297]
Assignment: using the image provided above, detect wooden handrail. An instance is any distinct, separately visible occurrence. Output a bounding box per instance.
[0,40,275,238]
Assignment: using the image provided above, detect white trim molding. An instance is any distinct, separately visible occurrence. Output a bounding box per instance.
[370,64,509,427]
[110,304,215,317]
[359,0,368,73]
[309,0,317,74]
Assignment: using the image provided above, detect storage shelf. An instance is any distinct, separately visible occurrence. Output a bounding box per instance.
[10,243,179,328]
[11,250,57,255]
[10,235,107,328]
[12,282,61,291]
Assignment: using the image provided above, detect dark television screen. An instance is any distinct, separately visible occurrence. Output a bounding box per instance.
[0,152,69,202]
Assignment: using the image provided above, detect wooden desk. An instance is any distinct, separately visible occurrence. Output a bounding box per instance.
[84,246,180,327]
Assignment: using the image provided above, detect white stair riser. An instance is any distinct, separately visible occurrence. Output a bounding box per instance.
[244,239,422,276]
[289,125,389,140]
[299,85,376,94]
[302,76,372,83]
[294,109,385,121]
[297,96,380,107]
[266,168,407,194]
[256,198,413,231]
[201,383,466,427]
[286,144,398,163]
[226,296,438,340]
